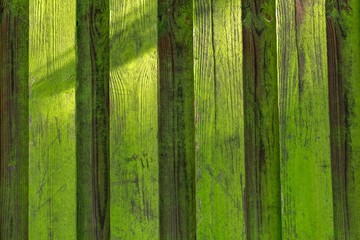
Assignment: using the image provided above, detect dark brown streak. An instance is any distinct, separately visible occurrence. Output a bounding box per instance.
[242,21,255,239]
[294,0,304,99]
[326,11,350,239]
[89,5,100,238]
[210,0,217,127]
[0,3,29,239]
[80,1,110,238]
[167,9,181,233]
[172,34,180,238]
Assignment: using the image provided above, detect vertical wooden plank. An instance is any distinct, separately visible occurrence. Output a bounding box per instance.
[242,0,281,239]
[28,0,76,238]
[76,0,110,237]
[326,0,360,238]
[109,0,159,239]
[194,0,246,239]
[277,0,335,238]
[158,0,196,239]
[0,0,29,238]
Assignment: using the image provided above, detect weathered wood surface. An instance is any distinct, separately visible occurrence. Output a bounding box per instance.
[76,0,110,237]
[0,0,29,238]
[2,0,360,239]
[28,0,76,238]
[242,0,281,239]
[277,0,335,238]
[326,0,360,238]
[194,0,246,239]
[109,0,159,239]
[158,0,196,239]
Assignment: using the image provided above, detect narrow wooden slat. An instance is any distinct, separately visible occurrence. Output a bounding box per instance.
[28,0,77,238]
[277,0,335,238]
[158,0,196,239]
[109,0,159,239]
[0,0,29,238]
[326,0,360,238]
[194,0,246,238]
[242,0,281,239]
[76,0,110,238]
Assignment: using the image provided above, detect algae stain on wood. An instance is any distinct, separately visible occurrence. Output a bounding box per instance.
[242,0,282,239]
[277,0,335,238]
[76,0,110,237]
[326,0,360,238]
[194,0,246,239]
[0,0,29,238]
[29,0,76,238]
[109,0,159,239]
[158,0,196,239]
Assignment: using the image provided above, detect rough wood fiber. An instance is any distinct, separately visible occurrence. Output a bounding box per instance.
[28,0,76,238]
[194,0,246,239]
[158,0,196,239]
[242,0,281,239]
[326,0,360,238]
[277,0,335,238]
[76,0,110,238]
[0,0,29,238]
[109,0,159,239]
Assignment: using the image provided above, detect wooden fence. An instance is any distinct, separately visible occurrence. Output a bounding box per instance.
[0,0,359,239]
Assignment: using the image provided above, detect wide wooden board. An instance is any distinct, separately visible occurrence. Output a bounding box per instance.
[277,0,334,238]
[109,0,159,239]
[194,0,246,238]
[29,0,76,238]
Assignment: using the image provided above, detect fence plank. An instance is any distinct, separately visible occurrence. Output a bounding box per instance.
[0,0,29,238]
[158,0,196,239]
[326,0,360,238]
[109,0,159,239]
[277,0,335,238]
[28,0,76,238]
[76,0,110,238]
[242,0,281,239]
[194,0,246,239]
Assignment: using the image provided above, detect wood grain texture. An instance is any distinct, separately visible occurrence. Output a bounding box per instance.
[158,0,196,239]
[326,0,360,238]
[0,0,29,238]
[76,0,110,238]
[277,0,335,238]
[194,0,246,239]
[109,0,159,239]
[28,0,76,238]
[242,0,281,239]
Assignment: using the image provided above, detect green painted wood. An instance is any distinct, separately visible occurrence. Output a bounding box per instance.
[76,0,110,238]
[109,0,159,239]
[194,0,246,239]
[28,0,76,238]
[158,0,196,239]
[241,0,281,239]
[0,0,29,238]
[277,0,335,238]
[326,0,360,239]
